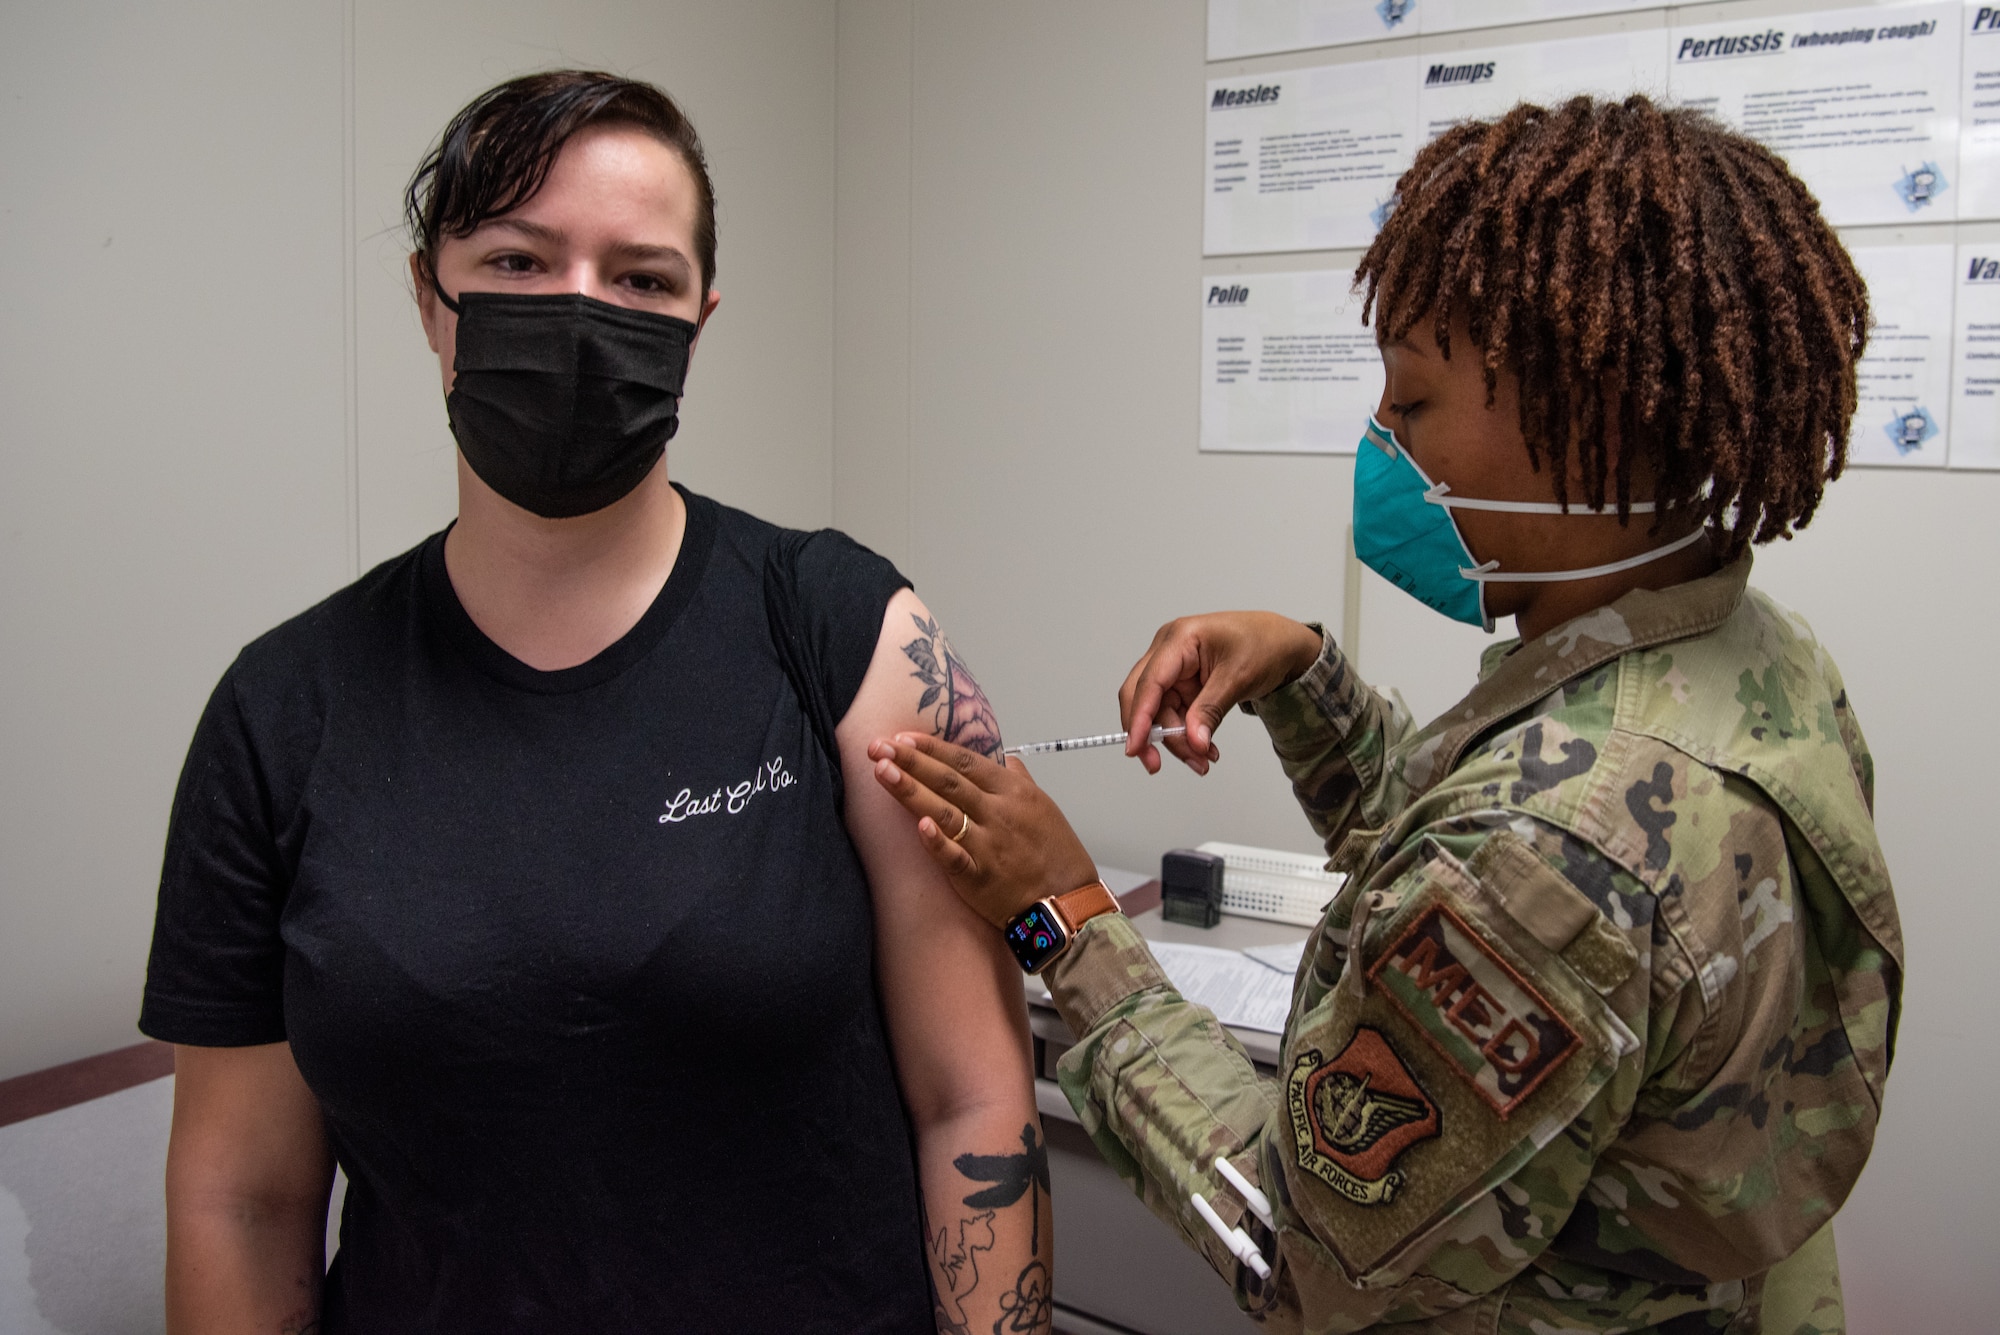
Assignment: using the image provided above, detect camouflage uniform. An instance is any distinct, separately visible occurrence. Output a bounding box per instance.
[1045,557,1899,1334]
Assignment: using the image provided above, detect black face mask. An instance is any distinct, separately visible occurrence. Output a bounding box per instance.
[437,288,699,519]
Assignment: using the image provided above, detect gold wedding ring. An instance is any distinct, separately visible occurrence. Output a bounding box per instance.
[948,807,972,843]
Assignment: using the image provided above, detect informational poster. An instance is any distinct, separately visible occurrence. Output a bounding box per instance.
[1199,269,1381,454]
[1419,28,1670,143]
[1960,4,2000,218]
[1421,0,1651,37]
[1205,58,1421,254]
[1668,4,1962,226]
[1208,0,1417,60]
[1950,242,2000,467]
[1205,0,1654,58]
[1847,244,1954,468]
[1199,3,1999,467]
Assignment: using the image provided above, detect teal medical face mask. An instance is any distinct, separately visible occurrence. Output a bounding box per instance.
[1351,415,1706,632]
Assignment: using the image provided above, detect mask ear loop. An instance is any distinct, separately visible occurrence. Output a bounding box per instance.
[1367,413,1703,620]
[423,257,464,316]
[1369,416,1498,630]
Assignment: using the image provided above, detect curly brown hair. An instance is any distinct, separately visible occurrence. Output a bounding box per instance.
[1357,94,1869,556]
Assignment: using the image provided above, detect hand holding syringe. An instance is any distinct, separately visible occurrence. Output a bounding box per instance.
[1003,726,1187,757]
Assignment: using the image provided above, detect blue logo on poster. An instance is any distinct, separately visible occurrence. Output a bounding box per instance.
[1894,162,1947,212]
[1885,405,1938,456]
[1377,0,1413,31]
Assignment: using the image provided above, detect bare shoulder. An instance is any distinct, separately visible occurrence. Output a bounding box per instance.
[837,587,1003,760]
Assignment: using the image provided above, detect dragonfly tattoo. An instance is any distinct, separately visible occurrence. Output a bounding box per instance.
[955,1122,1051,1255]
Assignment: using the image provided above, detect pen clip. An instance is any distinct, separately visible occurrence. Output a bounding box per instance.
[1212,1156,1274,1231]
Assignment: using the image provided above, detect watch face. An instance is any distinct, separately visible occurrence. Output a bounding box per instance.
[1005,903,1070,974]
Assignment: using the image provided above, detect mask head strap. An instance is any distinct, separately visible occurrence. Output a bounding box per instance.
[1367,415,1660,516]
[1458,525,1708,583]
[1426,482,1656,516]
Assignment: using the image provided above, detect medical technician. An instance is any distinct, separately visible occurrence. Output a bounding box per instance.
[141,71,1047,1334]
[873,95,1899,1333]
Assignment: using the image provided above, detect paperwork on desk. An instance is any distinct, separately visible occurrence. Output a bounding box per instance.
[1241,937,1309,977]
[1148,942,1295,1034]
[1023,940,1298,1033]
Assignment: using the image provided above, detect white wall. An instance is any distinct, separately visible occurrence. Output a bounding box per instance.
[0,0,840,1082]
[0,0,352,1081]
[833,2,1999,1330]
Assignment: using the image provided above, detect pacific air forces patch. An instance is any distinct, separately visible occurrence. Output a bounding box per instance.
[1371,903,1580,1117]
[1287,1027,1440,1206]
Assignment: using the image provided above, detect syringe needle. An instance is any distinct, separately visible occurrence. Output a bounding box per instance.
[1003,725,1187,757]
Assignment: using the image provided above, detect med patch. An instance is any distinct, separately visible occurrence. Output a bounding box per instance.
[1276,850,1629,1281]
[1371,903,1580,1117]
[1287,1027,1440,1206]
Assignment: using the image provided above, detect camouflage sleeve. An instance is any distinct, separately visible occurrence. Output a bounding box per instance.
[1246,626,1419,854]
[1047,818,1683,1330]
[1044,913,1286,1284]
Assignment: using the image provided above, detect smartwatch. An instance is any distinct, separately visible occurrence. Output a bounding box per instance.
[1004,880,1121,975]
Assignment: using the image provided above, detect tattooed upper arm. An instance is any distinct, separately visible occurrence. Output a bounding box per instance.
[900,613,1004,759]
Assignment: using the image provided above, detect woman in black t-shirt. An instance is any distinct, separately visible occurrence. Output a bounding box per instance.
[142,72,1048,1335]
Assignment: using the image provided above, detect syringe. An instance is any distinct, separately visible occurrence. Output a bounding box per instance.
[1003,726,1187,757]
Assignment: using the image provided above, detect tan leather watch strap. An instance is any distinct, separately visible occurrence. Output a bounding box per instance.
[1051,880,1120,934]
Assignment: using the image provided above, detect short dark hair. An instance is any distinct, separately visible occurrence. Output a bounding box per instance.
[1357,94,1869,557]
[405,70,717,298]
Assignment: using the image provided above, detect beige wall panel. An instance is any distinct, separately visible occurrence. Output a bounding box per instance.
[0,2,352,1079]
[352,0,838,568]
[833,0,915,568]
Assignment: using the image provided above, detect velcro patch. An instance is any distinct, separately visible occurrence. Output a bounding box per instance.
[1287,1027,1440,1207]
[1370,903,1580,1117]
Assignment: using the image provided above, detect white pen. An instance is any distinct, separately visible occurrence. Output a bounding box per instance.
[1003,725,1187,757]
[1190,1192,1273,1280]
[1213,1156,1274,1231]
